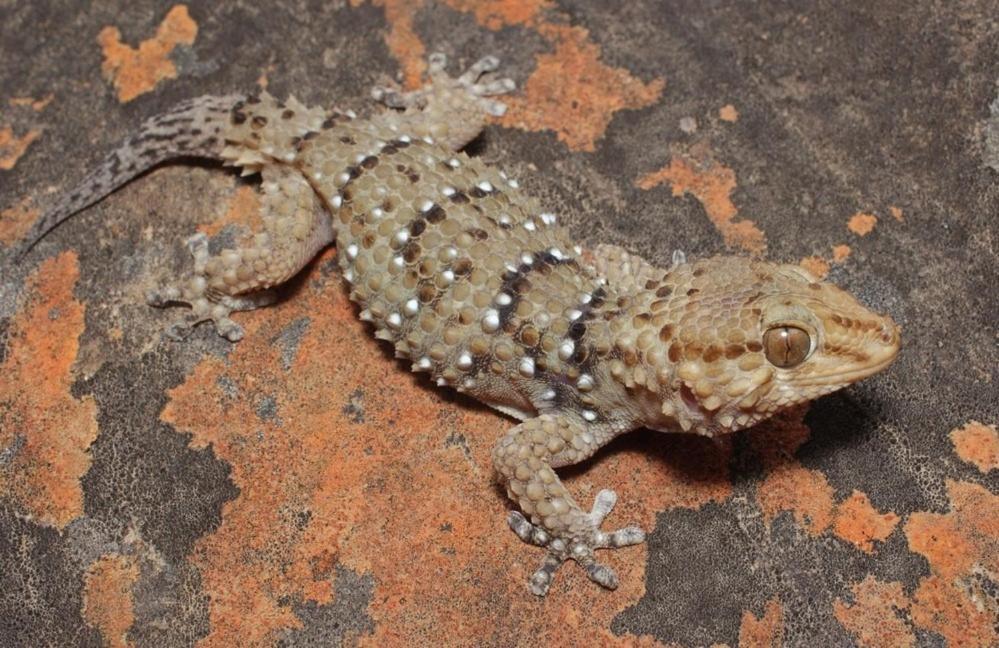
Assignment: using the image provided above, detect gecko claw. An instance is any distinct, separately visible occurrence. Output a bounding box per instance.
[507,489,644,596]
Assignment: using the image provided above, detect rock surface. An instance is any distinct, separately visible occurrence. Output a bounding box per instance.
[1,2,996,646]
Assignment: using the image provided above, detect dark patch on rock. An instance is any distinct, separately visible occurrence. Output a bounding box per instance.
[341,387,365,424]
[612,501,764,646]
[0,505,104,647]
[277,566,375,647]
[80,351,239,565]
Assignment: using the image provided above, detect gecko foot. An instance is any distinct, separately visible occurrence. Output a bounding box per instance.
[508,489,645,596]
[146,233,276,341]
[372,52,516,118]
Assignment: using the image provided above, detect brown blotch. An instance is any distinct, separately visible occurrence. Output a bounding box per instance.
[417,284,437,303]
[512,277,532,294]
[281,109,294,119]
[702,346,722,362]
[724,344,744,359]
[747,341,763,353]
[659,324,674,342]
[668,343,682,362]
[425,205,446,223]
[251,115,267,129]
[683,344,703,361]
[452,259,473,276]
[361,155,379,169]
[402,243,422,263]
[521,326,540,347]
[655,285,673,298]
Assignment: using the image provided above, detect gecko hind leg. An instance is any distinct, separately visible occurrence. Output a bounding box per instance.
[145,233,278,341]
[146,165,333,342]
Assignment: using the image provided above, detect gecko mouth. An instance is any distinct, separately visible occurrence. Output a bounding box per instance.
[791,348,900,387]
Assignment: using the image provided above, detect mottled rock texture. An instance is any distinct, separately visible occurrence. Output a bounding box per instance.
[1,1,996,646]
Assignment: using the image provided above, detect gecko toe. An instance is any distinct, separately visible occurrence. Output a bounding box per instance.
[506,498,644,596]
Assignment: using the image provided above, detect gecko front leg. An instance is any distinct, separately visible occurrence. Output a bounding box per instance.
[492,414,645,596]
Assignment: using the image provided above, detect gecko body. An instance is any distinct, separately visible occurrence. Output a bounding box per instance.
[17,53,901,595]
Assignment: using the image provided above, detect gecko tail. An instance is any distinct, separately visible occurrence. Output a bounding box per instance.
[16,93,244,258]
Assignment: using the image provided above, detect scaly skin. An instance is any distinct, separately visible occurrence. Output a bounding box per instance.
[17,53,901,596]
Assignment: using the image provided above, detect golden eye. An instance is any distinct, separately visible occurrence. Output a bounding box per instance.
[763,326,811,368]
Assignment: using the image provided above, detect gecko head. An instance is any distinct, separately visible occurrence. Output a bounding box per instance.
[643,257,900,436]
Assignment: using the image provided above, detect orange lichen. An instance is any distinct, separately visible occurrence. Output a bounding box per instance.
[354,0,427,89]
[0,196,39,245]
[97,4,198,103]
[197,186,263,238]
[8,94,54,111]
[949,420,998,473]
[910,575,996,648]
[848,212,877,236]
[442,0,550,30]
[499,23,665,151]
[162,248,727,646]
[357,2,663,150]
[888,206,903,222]
[833,576,914,648]
[799,255,830,279]
[739,598,783,648]
[638,153,767,255]
[81,554,140,648]
[832,244,852,262]
[906,480,997,580]
[904,480,998,647]
[0,125,40,170]
[832,491,899,553]
[757,462,835,535]
[0,252,97,528]
[718,104,739,122]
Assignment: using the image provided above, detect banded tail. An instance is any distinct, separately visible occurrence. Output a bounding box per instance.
[16,93,243,257]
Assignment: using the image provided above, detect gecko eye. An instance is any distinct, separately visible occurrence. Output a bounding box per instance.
[763,326,811,368]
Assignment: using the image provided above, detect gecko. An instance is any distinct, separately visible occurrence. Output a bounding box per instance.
[16,53,901,596]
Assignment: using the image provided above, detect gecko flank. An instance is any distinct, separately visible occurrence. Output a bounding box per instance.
[17,53,901,596]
